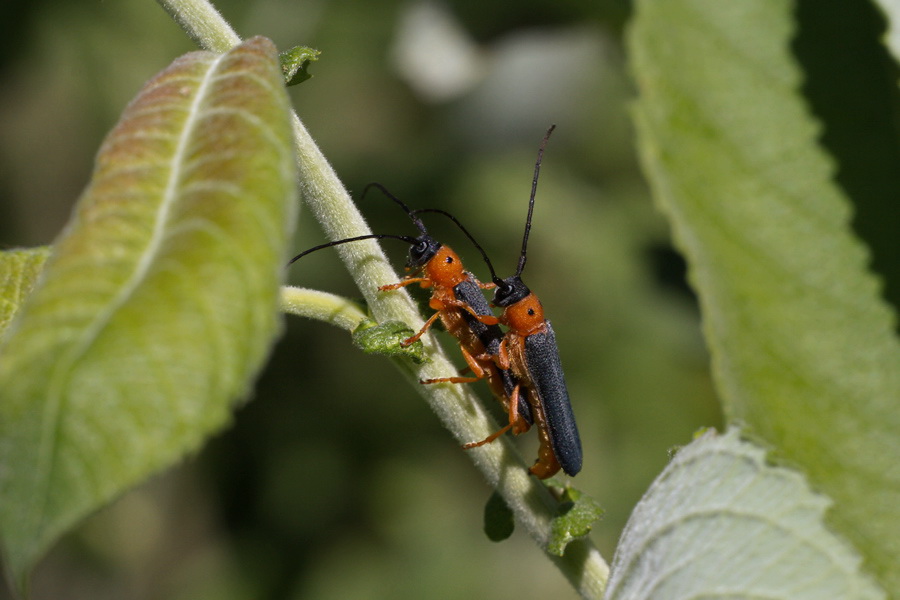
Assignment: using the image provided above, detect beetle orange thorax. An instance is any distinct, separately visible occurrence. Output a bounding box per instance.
[502,292,545,335]
[493,276,545,335]
[425,245,468,287]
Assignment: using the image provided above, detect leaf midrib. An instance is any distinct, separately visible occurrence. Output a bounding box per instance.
[31,50,227,537]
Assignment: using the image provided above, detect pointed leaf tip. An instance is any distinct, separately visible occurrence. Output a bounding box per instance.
[279,45,321,86]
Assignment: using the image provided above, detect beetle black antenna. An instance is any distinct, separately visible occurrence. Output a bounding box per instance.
[361,182,428,236]
[288,234,418,265]
[411,208,499,281]
[515,124,555,277]
[290,184,432,265]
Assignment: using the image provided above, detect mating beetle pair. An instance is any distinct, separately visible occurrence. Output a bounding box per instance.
[290,126,582,479]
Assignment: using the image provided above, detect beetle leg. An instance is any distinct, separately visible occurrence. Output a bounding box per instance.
[379,276,431,291]
[401,311,442,346]
[497,338,511,370]
[462,422,514,449]
[421,346,487,384]
[508,384,531,435]
[442,296,499,326]
[462,383,530,449]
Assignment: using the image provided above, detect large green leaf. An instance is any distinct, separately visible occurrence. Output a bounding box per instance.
[606,429,885,600]
[0,36,296,589]
[0,247,50,339]
[870,0,900,65]
[629,0,900,594]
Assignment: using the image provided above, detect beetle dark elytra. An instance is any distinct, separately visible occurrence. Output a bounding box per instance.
[480,125,583,478]
[413,126,583,478]
[288,185,533,439]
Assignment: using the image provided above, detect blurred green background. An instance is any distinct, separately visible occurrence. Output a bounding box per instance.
[1,0,896,598]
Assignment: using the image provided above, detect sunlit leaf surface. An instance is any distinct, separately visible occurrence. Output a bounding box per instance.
[0,247,50,338]
[606,429,885,600]
[0,36,296,588]
[629,0,900,591]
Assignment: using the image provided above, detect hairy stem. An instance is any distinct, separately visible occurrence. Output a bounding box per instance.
[156,0,240,52]
[280,287,368,332]
[158,1,609,595]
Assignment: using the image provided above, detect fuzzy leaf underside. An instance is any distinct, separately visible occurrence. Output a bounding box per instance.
[0,36,296,588]
[605,429,885,600]
[629,1,900,592]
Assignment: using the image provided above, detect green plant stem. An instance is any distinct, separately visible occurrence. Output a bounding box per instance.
[156,0,240,52]
[280,286,368,332]
[289,112,610,598]
[158,1,610,595]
